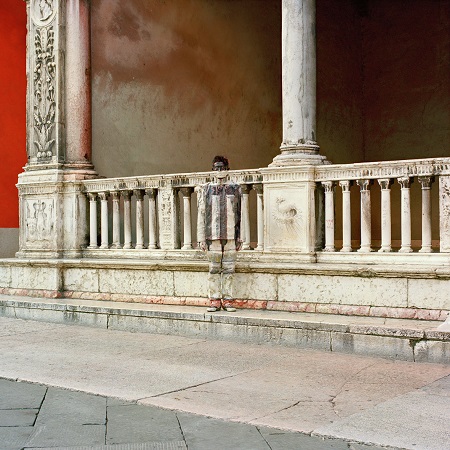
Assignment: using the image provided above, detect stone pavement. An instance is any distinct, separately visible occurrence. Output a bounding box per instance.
[0,316,449,449]
[0,378,381,450]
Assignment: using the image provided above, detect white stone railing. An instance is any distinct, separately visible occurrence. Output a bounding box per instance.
[80,157,450,257]
[315,157,450,253]
[81,170,263,253]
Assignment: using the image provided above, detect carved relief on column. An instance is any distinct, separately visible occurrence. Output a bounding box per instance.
[321,181,335,252]
[27,0,62,164]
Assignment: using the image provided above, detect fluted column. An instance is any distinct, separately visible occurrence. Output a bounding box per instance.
[339,180,353,252]
[254,184,264,251]
[398,177,413,253]
[111,192,121,249]
[419,176,434,253]
[378,179,393,253]
[134,190,145,250]
[88,193,98,249]
[98,192,109,249]
[357,180,373,252]
[122,191,132,249]
[241,184,252,250]
[146,189,158,250]
[322,181,335,252]
[180,188,193,250]
[271,0,325,166]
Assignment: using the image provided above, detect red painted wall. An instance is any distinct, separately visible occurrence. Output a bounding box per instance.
[0,1,27,228]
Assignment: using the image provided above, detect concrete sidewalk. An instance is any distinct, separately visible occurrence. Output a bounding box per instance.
[0,316,449,449]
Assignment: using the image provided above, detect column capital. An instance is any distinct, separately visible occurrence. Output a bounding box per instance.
[339,180,353,191]
[253,183,264,195]
[321,181,335,192]
[146,188,158,199]
[110,191,120,201]
[378,178,393,190]
[98,192,109,201]
[121,190,132,201]
[240,184,252,194]
[180,187,193,197]
[398,177,413,189]
[418,176,435,189]
[356,179,373,191]
[133,189,145,200]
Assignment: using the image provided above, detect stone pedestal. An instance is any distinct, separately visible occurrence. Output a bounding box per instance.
[18,0,97,258]
[261,167,317,256]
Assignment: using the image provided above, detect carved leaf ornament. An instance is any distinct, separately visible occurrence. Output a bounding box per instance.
[32,0,56,161]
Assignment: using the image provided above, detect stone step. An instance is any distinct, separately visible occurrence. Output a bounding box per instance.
[0,294,448,365]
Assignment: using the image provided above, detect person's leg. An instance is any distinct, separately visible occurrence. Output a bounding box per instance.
[207,240,222,311]
[221,240,237,312]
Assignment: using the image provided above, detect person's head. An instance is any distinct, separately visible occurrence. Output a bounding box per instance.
[212,156,229,179]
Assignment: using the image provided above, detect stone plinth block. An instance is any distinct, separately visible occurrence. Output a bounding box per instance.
[278,274,408,308]
[99,269,174,296]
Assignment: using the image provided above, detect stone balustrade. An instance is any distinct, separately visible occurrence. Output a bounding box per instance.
[315,157,450,253]
[78,157,450,258]
[81,170,263,253]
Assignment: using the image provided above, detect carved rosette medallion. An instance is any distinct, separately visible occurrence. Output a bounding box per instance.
[30,0,58,162]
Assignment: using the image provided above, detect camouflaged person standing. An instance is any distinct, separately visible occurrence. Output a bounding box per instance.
[197,156,242,312]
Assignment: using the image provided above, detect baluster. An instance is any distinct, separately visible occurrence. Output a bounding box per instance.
[339,180,353,252]
[378,179,393,252]
[134,190,145,249]
[88,193,98,249]
[356,179,373,252]
[98,192,109,249]
[241,184,252,250]
[111,192,121,249]
[398,177,413,253]
[180,188,193,250]
[146,188,158,249]
[254,184,264,251]
[419,176,434,253]
[322,181,335,252]
[122,191,132,249]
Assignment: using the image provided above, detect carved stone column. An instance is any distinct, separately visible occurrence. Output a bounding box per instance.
[17,0,97,258]
[322,181,335,252]
[357,179,373,253]
[398,177,413,253]
[418,176,434,253]
[339,180,353,252]
[378,179,393,253]
[270,0,326,167]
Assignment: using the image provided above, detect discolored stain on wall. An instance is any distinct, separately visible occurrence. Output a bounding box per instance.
[91,0,282,176]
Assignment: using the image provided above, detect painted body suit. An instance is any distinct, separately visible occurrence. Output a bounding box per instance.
[197,180,242,307]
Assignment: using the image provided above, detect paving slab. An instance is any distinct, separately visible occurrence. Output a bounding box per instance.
[35,388,106,425]
[0,426,34,449]
[24,424,106,447]
[0,378,46,409]
[177,412,270,450]
[0,408,38,426]
[106,404,183,444]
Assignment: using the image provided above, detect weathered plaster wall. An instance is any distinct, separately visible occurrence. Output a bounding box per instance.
[317,0,364,164]
[91,0,282,176]
[363,0,450,162]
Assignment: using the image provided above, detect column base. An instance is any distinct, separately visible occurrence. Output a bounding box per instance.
[270,144,328,167]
